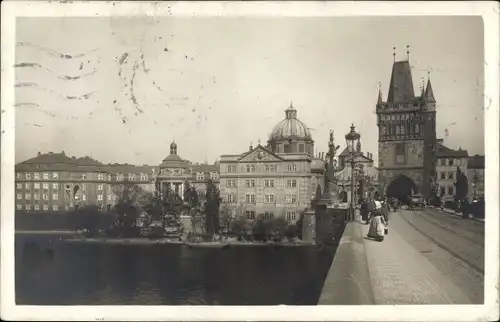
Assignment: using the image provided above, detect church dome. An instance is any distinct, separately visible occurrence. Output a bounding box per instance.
[270,103,312,141]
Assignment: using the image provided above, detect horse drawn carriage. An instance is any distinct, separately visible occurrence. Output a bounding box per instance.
[409,193,426,210]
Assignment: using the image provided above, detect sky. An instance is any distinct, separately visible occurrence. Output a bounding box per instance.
[14,16,484,165]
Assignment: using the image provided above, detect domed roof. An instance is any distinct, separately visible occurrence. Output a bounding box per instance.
[160,141,189,168]
[270,103,312,141]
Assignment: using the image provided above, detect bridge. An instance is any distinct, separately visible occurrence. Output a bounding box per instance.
[318,207,484,304]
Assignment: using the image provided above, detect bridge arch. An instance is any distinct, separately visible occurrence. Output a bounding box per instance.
[385,174,418,202]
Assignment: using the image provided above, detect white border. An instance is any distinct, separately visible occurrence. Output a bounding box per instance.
[1,1,499,321]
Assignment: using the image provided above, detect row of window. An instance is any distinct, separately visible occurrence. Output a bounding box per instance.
[379,112,422,122]
[17,192,116,201]
[227,164,297,173]
[381,124,421,136]
[17,204,59,211]
[242,211,296,221]
[438,172,455,180]
[17,182,115,191]
[241,194,297,204]
[226,179,297,188]
[16,172,151,181]
[440,186,454,196]
[439,159,462,166]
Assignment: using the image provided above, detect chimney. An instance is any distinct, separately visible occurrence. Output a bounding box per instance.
[71,156,76,160]
[62,150,66,156]
[37,152,41,156]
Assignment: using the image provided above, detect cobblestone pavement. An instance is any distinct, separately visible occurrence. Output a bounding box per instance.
[362,216,472,304]
[424,207,485,237]
[384,211,484,304]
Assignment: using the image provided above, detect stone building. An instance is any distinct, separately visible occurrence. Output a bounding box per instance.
[218,103,325,223]
[467,154,485,200]
[376,50,437,199]
[14,145,220,214]
[435,139,469,202]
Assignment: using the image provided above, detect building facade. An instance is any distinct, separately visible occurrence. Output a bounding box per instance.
[435,140,469,202]
[14,146,220,214]
[376,52,437,199]
[467,154,485,201]
[219,104,324,223]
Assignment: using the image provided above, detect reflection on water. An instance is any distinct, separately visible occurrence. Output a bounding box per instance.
[16,235,335,305]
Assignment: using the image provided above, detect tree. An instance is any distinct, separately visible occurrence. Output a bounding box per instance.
[454,166,469,203]
[219,203,234,237]
[111,180,150,237]
[204,179,221,237]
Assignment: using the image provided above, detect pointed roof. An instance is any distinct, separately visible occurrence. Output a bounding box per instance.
[237,144,284,162]
[377,89,383,105]
[387,61,415,103]
[424,79,436,103]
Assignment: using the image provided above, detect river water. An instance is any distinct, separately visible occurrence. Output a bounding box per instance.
[15,235,335,305]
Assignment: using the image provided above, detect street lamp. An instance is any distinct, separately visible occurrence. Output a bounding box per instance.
[345,124,361,213]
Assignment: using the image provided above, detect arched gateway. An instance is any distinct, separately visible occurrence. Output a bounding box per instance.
[385,174,418,201]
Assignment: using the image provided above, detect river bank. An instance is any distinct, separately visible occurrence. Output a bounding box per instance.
[62,236,315,248]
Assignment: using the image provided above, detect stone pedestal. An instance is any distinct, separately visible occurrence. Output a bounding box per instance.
[302,209,316,243]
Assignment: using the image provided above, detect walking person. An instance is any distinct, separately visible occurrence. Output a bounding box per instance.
[367,202,387,242]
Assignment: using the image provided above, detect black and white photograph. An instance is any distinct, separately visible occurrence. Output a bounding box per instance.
[1,1,498,321]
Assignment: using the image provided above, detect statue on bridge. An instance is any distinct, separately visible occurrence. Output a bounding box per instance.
[321,129,342,206]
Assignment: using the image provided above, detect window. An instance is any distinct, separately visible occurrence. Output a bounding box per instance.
[52,205,59,211]
[264,164,276,172]
[264,179,274,188]
[263,212,274,220]
[34,204,40,211]
[395,125,400,135]
[53,172,59,179]
[140,173,148,180]
[82,194,87,201]
[42,172,48,180]
[97,194,103,201]
[25,204,31,211]
[227,194,237,203]
[286,179,297,188]
[246,180,255,188]
[440,159,446,166]
[43,183,49,190]
[16,183,22,189]
[226,179,236,188]
[400,124,405,134]
[447,172,454,180]
[34,193,40,200]
[43,204,48,211]
[447,186,454,195]
[286,212,296,221]
[34,183,40,189]
[42,194,49,200]
[16,204,22,210]
[82,174,86,180]
[52,194,58,200]
[382,126,387,135]
[98,173,104,180]
[108,174,112,181]
[440,187,445,196]
[227,165,237,173]
[285,195,297,203]
[245,165,256,173]
[25,183,31,190]
[288,164,297,172]
[52,183,59,189]
[299,144,305,153]
[245,211,255,220]
[117,174,124,181]
[25,173,31,179]
[16,173,22,179]
[448,159,453,166]
[440,172,446,180]
[82,184,86,191]
[34,173,40,180]
[25,194,31,200]
[16,193,22,200]
[210,172,218,180]
[264,194,275,203]
[415,124,420,134]
[245,194,255,203]
[108,194,114,201]
[98,184,103,191]
[128,173,136,181]
[196,172,204,180]
[395,143,406,164]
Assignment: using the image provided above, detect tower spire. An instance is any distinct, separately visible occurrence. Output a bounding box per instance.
[377,82,383,104]
[393,47,396,62]
[425,71,436,103]
[406,45,410,61]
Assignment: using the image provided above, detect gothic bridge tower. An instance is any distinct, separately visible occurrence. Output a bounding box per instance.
[376,47,437,200]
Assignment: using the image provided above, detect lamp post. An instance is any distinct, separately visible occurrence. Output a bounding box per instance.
[345,124,360,216]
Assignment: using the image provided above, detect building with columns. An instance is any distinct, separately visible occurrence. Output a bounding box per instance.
[15,143,220,214]
[219,103,325,223]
